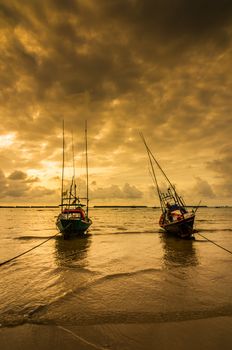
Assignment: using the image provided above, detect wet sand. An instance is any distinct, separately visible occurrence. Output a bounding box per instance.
[1,316,232,350]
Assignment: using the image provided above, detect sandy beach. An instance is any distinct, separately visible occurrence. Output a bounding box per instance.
[1,316,232,350]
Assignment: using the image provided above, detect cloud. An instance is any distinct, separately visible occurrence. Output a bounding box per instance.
[206,148,232,198]
[63,176,143,201]
[192,177,216,199]
[0,168,55,202]
[8,170,27,180]
[207,150,232,180]
[90,183,143,200]
[8,170,39,183]
[0,169,7,194]
[122,183,143,198]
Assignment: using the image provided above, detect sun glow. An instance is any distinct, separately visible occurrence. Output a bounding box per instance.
[0,133,16,148]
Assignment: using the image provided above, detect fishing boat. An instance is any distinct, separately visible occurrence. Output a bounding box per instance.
[56,121,92,238]
[158,188,195,238]
[141,134,197,238]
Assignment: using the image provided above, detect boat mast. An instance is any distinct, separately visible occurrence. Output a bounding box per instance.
[71,131,77,200]
[85,120,89,218]
[61,120,65,212]
[147,147,175,192]
[142,136,186,210]
[140,133,164,213]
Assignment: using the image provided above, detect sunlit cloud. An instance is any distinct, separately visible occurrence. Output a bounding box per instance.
[0,133,16,148]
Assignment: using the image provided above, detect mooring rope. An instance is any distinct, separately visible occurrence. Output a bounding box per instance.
[197,232,232,255]
[0,232,60,267]
[1,230,231,268]
[57,326,108,350]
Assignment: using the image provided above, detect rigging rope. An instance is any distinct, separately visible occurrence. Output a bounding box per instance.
[0,232,60,267]
[196,232,232,255]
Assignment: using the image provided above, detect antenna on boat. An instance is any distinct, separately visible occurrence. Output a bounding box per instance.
[61,119,65,212]
[85,120,89,218]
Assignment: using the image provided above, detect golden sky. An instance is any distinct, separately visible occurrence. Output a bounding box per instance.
[0,0,232,206]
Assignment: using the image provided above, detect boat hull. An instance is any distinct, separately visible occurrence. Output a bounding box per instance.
[160,214,195,238]
[56,217,92,238]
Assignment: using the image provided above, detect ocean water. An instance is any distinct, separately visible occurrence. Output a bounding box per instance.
[0,207,232,342]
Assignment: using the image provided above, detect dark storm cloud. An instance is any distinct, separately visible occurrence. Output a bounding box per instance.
[2,1,231,104]
[87,0,232,70]
[134,0,232,40]
[2,0,232,108]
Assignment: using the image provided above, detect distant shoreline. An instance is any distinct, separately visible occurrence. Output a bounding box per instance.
[0,205,59,208]
[93,205,148,208]
[0,205,231,209]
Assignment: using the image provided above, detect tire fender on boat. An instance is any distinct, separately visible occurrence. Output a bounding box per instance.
[63,208,85,220]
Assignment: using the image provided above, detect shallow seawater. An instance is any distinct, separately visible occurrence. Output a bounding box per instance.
[0,207,232,328]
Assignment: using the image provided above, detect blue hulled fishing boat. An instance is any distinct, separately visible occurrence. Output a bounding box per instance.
[56,122,92,238]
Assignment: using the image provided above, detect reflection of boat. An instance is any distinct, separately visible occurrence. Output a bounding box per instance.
[160,234,198,267]
[141,134,197,238]
[56,122,92,239]
[54,235,92,294]
[55,235,91,266]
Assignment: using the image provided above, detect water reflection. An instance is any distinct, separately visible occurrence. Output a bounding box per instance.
[160,233,198,267]
[55,234,91,268]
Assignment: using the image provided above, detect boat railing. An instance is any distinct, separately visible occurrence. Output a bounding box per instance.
[161,192,175,200]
